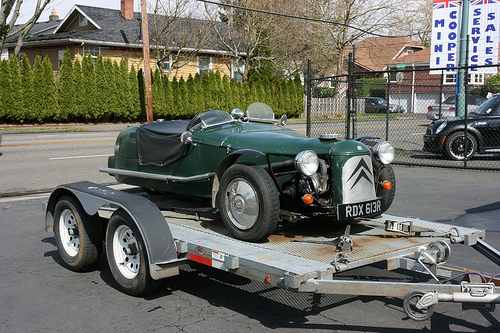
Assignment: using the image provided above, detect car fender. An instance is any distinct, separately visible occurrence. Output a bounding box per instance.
[442,125,483,147]
[211,149,266,208]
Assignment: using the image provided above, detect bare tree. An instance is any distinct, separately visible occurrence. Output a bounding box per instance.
[150,0,212,78]
[393,0,432,47]
[304,0,405,76]
[203,0,285,82]
[0,0,51,57]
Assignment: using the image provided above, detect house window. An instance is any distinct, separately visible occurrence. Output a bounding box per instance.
[198,56,212,77]
[406,49,414,55]
[1,49,8,60]
[83,44,100,64]
[79,15,88,26]
[58,50,65,69]
[232,58,245,82]
[158,54,172,73]
[18,52,26,65]
[444,73,484,85]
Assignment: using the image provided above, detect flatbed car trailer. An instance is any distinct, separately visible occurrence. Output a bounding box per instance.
[44,181,500,321]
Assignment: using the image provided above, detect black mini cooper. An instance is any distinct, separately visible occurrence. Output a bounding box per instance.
[423,94,500,160]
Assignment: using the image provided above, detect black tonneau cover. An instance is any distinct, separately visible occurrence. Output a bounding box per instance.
[136,120,190,167]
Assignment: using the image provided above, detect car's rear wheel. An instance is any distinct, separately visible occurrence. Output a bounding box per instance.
[445,131,477,160]
[53,195,103,271]
[218,164,279,242]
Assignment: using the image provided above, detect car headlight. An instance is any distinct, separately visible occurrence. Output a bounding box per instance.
[372,141,394,164]
[435,121,447,134]
[295,150,319,176]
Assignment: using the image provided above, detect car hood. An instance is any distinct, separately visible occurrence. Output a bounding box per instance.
[195,122,370,156]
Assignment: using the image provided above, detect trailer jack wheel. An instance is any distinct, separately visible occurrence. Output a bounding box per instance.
[403,291,435,321]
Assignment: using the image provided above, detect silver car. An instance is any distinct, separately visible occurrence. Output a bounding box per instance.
[426,95,487,120]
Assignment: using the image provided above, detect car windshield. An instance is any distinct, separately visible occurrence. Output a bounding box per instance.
[442,96,455,104]
[472,96,500,116]
[247,102,275,122]
[374,98,386,105]
[200,110,234,128]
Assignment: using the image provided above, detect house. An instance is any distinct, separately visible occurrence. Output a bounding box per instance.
[385,46,500,114]
[351,36,425,78]
[2,0,246,81]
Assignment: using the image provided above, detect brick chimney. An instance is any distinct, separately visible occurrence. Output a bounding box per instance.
[49,10,59,21]
[121,0,134,20]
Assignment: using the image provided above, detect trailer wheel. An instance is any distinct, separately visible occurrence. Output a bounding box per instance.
[53,195,103,271]
[106,209,160,296]
[403,291,435,321]
[218,164,279,242]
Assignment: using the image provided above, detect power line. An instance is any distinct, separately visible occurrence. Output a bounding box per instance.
[196,0,406,38]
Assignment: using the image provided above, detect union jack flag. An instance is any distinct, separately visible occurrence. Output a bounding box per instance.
[433,0,462,9]
[471,0,499,5]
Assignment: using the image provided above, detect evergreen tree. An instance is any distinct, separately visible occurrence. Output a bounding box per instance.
[57,50,74,121]
[162,75,174,118]
[294,73,304,117]
[118,58,133,120]
[177,77,188,117]
[186,74,196,116]
[128,65,141,121]
[0,60,7,121]
[152,69,165,117]
[7,57,24,122]
[20,55,35,122]
[94,56,110,121]
[72,59,84,120]
[193,73,204,112]
[41,56,59,121]
[104,58,118,120]
[222,74,232,111]
[137,69,146,120]
[81,54,97,120]
[171,76,179,116]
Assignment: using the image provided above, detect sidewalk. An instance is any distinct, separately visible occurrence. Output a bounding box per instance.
[0,122,139,134]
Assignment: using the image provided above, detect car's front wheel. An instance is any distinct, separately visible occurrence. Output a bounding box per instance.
[218,164,279,242]
[445,131,477,160]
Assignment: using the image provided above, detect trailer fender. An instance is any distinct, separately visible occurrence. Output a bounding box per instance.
[45,181,179,280]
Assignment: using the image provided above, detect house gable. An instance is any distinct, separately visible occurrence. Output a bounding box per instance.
[54,5,101,33]
[353,36,425,72]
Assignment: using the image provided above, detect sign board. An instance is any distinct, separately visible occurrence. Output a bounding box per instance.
[430,0,500,74]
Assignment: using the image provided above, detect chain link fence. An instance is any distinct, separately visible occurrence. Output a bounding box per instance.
[306,62,500,171]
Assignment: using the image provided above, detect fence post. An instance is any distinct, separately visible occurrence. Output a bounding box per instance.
[386,68,391,141]
[346,52,352,140]
[306,59,312,137]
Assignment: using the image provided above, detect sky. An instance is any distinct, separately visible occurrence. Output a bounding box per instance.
[17,0,141,24]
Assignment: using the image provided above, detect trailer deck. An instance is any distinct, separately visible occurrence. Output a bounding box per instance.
[45,182,500,321]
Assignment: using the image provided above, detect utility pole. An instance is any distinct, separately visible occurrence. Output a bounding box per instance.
[141,0,153,123]
[456,0,470,117]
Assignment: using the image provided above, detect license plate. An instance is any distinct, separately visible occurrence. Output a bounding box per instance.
[337,199,382,220]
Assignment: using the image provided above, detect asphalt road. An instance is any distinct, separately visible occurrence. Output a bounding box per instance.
[0,125,499,332]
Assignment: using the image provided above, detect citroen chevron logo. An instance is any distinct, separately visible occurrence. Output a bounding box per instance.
[346,158,373,190]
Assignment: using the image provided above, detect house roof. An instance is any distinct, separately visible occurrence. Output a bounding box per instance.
[351,36,425,71]
[387,47,430,66]
[5,4,245,55]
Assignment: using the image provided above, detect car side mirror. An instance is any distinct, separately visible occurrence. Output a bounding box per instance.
[180,131,193,144]
[231,108,244,120]
[280,114,287,126]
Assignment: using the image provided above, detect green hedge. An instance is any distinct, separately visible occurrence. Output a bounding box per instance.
[0,52,304,123]
[356,78,386,98]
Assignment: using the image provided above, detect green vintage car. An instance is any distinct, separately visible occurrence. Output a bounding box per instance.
[101,102,396,242]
